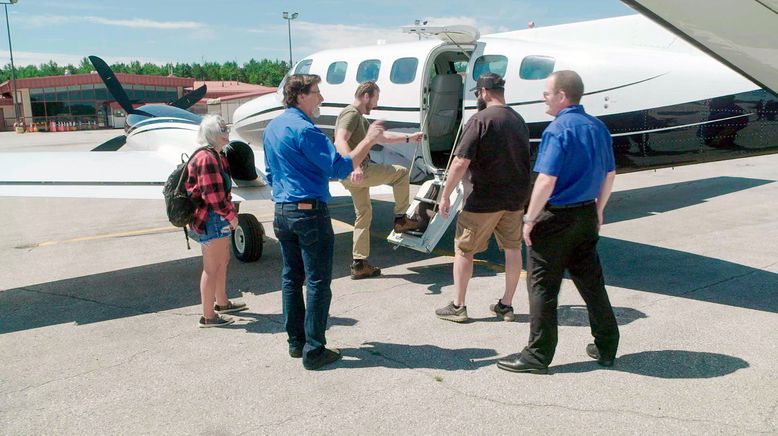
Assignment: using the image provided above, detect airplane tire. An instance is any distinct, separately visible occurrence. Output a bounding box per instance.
[231,213,264,262]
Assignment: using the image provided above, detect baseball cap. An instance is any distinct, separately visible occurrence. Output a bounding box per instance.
[469,73,505,92]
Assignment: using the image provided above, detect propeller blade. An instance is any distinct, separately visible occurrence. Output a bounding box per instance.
[169,85,207,109]
[91,135,127,152]
[88,55,135,115]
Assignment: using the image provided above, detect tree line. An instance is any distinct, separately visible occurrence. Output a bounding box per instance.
[0,57,290,87]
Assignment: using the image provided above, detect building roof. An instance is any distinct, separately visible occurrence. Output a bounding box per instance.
[194,81,276,99]
[0,73,194,95]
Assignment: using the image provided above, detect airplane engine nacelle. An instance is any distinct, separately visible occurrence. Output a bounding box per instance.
[224,140,258,181]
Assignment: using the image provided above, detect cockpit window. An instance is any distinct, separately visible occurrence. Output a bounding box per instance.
[327,61,348,84]
[520,56,555,80]
[390,57,418,84]
[357,59,381,83]
[294,59,312,74]
[472,55,508,80]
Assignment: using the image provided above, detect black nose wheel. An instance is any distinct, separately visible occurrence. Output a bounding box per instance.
[231,213,264,262]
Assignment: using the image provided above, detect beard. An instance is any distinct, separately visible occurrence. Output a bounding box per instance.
[312,106,321,119]
[476,97,487,112]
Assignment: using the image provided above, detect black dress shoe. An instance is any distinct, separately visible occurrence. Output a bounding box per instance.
[586,343,615,367]
[289,346,303,358]
[303,348,342,370]
[496,355,549,374]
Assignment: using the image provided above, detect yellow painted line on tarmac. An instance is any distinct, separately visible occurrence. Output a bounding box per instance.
[35,226,179,247]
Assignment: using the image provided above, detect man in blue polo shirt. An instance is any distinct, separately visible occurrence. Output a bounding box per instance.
[497,70,620,374]
[263,74,382,370]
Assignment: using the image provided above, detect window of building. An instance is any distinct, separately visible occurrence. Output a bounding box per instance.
[520,55,555,80]
[472,55,508,80]
[390,57,418,84]
[357,59,381,83]
[295,59,312,74]
[327,61,348,84]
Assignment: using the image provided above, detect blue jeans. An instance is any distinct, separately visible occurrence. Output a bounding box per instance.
[273,202,334,363]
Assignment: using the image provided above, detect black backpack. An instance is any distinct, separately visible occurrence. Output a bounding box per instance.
[163,146,222,247]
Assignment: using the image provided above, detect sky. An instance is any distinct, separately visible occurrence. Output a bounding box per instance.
[1,0,636,67]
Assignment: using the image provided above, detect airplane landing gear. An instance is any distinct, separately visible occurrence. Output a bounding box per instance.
[231,213,264,262]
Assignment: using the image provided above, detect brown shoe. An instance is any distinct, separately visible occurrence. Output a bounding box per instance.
[394,215,420,233]
[351,259,381,280]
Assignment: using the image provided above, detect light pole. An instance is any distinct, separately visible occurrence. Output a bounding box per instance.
[1,0,19,124]
[282,11,298,70]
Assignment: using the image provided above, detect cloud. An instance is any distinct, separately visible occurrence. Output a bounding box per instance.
[292,21,417,55]
[14,14,206,30]
[83,16,204,30]
[0,50,166,67]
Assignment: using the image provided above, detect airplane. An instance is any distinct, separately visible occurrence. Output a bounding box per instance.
[231,13,778,253]
[0,56,272,263]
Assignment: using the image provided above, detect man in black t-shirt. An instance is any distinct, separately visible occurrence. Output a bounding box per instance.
[435,73,531,323]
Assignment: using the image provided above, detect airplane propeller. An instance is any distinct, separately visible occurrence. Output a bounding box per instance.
[88,56,151,117]
[170,85,207,110]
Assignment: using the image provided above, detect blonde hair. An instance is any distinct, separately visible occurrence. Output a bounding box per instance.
[197,114,227,146]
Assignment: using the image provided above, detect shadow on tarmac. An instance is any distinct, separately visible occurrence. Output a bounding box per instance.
[1,176,776,334]
[321,341,499,371]
[552,350,750,379]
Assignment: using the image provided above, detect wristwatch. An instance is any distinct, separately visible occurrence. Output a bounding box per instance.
[405,134,410,143]
[523,214,536,224]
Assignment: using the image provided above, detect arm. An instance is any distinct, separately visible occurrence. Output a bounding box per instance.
[438,156,471,218]
[334,127,363,183]
[522,173,557,246]
[596,170,616,230]
[380,130,424,144]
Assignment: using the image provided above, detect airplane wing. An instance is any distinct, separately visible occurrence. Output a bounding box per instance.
[622,0,778,96]
[0,151,388,201]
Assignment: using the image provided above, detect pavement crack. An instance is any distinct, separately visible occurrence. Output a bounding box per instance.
[436,383,774,434]
[15,287,193,318]
[2,350,149,396]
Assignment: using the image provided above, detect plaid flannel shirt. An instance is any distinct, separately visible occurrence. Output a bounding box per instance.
[184,148,237,234]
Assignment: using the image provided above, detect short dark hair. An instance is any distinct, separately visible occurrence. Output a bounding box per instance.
[284,74,321,108]
[355,81,380,98]
[550,70,584,104]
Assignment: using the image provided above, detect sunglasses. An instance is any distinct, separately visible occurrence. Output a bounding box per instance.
[219,124,230,133]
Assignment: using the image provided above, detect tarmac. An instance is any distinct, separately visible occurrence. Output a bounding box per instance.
[1,130,777,434]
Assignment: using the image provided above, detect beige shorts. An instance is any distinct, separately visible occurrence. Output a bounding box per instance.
[454,210,523,256]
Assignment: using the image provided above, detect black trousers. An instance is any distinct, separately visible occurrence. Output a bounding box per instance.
[520,202,619,366]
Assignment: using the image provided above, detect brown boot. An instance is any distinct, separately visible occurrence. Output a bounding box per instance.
[351,259,381,280]
[393,215,420,233]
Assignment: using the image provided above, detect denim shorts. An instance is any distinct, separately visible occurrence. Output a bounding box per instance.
[194,209,232,245]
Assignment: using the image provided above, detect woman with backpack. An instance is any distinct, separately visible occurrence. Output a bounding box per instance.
[185,114,248,327]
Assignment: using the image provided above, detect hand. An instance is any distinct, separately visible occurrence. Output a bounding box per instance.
[523,222,534,246]
[229,217,239,230]
[350,166,364,184]
[366,120,385,142]
[597,209,604,232]
[409,131,424,142]
[439,196,451,219]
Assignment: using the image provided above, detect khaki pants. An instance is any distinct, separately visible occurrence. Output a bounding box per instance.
[341,163,410,259]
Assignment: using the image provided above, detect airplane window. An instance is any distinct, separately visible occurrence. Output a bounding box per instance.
[472,55,508,80]
[327,61,348,84]
[295,59,313,75]
[520,55,555,80]
[357,59,381,83]
[390,58,418,84]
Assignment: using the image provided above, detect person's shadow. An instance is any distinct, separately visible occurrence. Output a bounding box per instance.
[552,350,749,379]
[318,341,500,371]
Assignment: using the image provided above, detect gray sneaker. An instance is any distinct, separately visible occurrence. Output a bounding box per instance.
[490,299,515,321]
[198,314,234,328]
[214,300,248,314]
[435,301,468,322]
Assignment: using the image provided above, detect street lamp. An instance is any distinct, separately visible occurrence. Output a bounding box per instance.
[1,0,19,125]
[282,11,298,70]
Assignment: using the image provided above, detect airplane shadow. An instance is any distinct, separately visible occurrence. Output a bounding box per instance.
[552,350,749,379]
[1,176,775,334]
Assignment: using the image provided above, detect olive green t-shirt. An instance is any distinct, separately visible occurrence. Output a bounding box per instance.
[335,104,369,151]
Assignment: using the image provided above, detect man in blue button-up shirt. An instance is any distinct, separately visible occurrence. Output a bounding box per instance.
[264,74,382,370]
[497,70,620,374]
